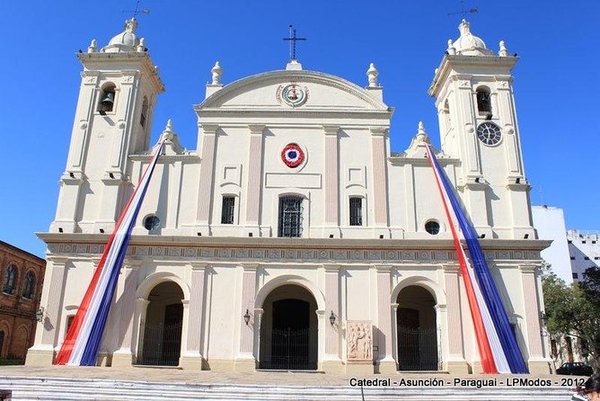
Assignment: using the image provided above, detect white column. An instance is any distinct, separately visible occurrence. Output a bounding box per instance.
[253,308,264,364]
[180,262,206,370]
[323,126,340,237]
[391,302,399,370]
[131,298,149,364]
[370,127,389,236]
[236,264,257,371]
[375,265,395,373]
[111,263,141,366]
[316,309,326,370]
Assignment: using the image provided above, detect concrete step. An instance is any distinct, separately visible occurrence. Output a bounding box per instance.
[0,376,576,401]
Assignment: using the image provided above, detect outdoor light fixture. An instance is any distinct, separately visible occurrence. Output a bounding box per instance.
[243,309,251,325]
[329,311,336,326]
[35,306,45,323]
[540,311,549,325]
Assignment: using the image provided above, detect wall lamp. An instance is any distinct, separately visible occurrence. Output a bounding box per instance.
[329,311,336,326]
[36,306,45,323]
[243,309,251,325]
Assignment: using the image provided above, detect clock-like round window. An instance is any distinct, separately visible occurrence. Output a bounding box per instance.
[143,215,160,231]
[477,122,502,146]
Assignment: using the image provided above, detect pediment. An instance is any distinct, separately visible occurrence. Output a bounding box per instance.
[197,70,389,112]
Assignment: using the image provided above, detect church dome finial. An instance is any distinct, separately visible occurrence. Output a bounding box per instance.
[451,19,494,56]
[102,18,141,53]
[366,63,379,87]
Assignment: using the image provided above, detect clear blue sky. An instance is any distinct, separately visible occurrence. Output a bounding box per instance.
[1,1,598,257]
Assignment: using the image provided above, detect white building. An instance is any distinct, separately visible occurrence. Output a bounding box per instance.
[26,19,551,374]
[567,230,600,282]
[531,205,573,284]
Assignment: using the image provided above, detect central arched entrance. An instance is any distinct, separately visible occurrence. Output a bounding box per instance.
[139,281,184,366]
[259,284,318,370]
[396,285,438,371]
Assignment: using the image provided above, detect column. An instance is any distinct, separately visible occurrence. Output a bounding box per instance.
[235,263,257,372]
[375,265,395,373]
[253,308,264,364]
[180,262,207,370]
[391,303,399,371]
[322,264,343,372]
[195,124,219,236]
[370,127,389,237]
[244,125,265,237]
[131,297,149,364]
[316,309,326,371]
[442,263,469,373]
[519,264,550,373]
[26,256,69,366]
[111,263,141,367]
[323,126,340,237]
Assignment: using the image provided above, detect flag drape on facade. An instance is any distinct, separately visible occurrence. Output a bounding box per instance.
[55,140,165,366]
[425,143,528,374]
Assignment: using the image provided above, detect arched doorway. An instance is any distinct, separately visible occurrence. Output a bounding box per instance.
[139,281,184,366]
[259,284,318,370]
[396,285,438,371]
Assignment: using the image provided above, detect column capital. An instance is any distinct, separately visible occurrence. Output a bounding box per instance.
[46,256,70,266]
[322,263,339,272]
[369,127,389,137]
[391,303,399,311]
[254,307,264,316]
[241,263,259,271]
[374,264,392,273]
[199,123,219,134]
[442,263,460,273]
[248,124,266,135]
[316,309,326,318]
[190,262,209,271]
[322,125,340,136]
[519,264,538,273]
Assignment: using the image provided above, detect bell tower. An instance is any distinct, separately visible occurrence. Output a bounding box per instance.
[50,19,164,234]
[428,20,534,239]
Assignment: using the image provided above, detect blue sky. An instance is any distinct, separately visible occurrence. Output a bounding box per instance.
[1,1,598,257]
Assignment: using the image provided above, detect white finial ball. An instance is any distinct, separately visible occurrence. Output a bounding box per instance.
[211,61,223,85]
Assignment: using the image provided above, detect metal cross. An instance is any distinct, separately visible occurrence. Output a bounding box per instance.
[283,25,306,61]
[447,0,478,17]
[123,0,150,18]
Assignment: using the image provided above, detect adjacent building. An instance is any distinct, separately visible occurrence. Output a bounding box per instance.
[0,241,46,361]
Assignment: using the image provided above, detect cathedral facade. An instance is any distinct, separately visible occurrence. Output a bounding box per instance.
[27,19,551,374]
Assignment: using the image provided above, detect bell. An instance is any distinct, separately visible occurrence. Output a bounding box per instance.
[100,92,114,110]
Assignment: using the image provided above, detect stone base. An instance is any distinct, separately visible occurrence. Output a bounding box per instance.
[25,349,55,366]
[469,361,482,374]
[346,362,374,375]
[96,353,112,367]
[445,360,470,375]
[321,360,346,374]
[111,352,133,368]
[180,355,205,370]
[528,360,552,374]
[377,360,397,375]
[234,358,256,373]
[206,359,235,371]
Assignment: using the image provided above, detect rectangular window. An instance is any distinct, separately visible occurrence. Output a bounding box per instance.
[584,257,590,260]
[572,273,578,279]
[221,196,235,224]
[349,198,363,226]
[570,256,575,260]
[594,257,600,260]
[582,240,587,244]
[278,196,303,237]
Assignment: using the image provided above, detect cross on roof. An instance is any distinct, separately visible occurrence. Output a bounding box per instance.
[283,25,306,62]
[447,0,478,18]
[123,0,150,18]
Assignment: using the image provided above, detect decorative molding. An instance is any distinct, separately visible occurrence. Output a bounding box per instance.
[44,242,542,263]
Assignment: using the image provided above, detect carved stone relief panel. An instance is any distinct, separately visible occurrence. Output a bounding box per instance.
[347,320,373,362]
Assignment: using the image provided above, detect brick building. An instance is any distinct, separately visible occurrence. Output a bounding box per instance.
[0,240,45,361]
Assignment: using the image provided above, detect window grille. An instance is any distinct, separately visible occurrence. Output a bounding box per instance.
[221,196,235,224]
[278,196,303,237]
[349,198,363,226]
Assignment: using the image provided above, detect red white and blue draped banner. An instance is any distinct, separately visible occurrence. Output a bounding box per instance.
[425,143,528,374]
[55,140,165,366]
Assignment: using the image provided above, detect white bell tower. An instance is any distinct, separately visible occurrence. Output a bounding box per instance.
[428,20,535,239]
[50,19,164,234]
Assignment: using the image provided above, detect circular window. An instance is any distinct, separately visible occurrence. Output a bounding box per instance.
[143,215,160,231]
[476,122,502,146]
[425,220,440,235]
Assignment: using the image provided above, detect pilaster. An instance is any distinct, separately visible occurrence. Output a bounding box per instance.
[195,124,219,236]
[244,125,265,237]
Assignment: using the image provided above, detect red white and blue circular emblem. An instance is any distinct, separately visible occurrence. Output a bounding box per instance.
[281,143,305,168]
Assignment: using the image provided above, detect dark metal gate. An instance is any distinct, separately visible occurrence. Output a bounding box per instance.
[139,321,182,366]
[261,327,314,370]
[397,326,438,371]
